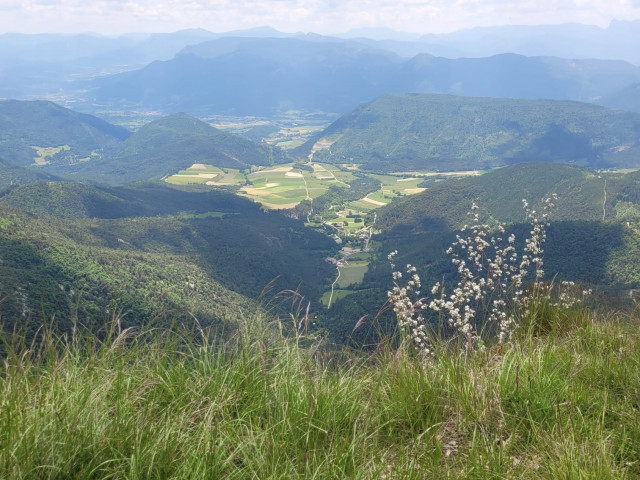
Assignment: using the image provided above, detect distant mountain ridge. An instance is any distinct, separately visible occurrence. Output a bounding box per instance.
[87,35,640,116]
[90,37,403,116]
[341,21,640,65]
[3,23,640,115]
[597,83,640,113]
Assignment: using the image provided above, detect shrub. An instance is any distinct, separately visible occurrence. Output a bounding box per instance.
[387,195,579,355]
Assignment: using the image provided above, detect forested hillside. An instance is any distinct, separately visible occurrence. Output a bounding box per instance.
[70,113,290,184]
[0,157,58,188]
[0,183,335,339]
[302,94,640,171]
[0,100,130,167]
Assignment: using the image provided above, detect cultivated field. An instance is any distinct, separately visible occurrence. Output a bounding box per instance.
[167,163,482,214]
[165,164,245,186]
[240,163,356,209]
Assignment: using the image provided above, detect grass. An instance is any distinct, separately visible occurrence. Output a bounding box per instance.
[336,262,369,288]
[166,165,246,186]
[240,163,355,209]
[165,163,471,212]
[2,302,639,479]
[320,289,357,306]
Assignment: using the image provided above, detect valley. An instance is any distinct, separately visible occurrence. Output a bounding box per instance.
[3,91,640,342]
[164,159,476,303]
[3,20,640,478]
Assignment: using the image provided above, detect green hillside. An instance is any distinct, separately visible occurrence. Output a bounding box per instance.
[597,82,640,114]
[0,100,130,168]
[0,157,58,189]
[0,181,133,219]
[0,182,335,338]
[71,113,291,184]
[0,181,260,219]
[373,163,640,231]
[301,94,640,171]
[0,205,255,338]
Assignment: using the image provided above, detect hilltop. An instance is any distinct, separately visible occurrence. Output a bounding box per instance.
[0,102,291,186]
[374,163,617,230]
[0,100,130,168]
[70,113,289,184]
[301,94,640,171]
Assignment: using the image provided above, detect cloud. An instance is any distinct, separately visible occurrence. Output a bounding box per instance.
[1,0,640,35]
[0,1,21,10]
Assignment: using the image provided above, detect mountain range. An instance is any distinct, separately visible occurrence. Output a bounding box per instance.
[87,37,640,116]
[345,21,640,65]
[3,25,640,118]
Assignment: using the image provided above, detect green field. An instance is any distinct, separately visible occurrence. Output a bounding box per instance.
[346,177,422,212]
[320,288,357,306]
[165,165,245,186]
[166,162,352,209]
[336,261,369,288]
[166,163,482,212]
[271,125,326,149]
[240,163,357,209]
[214,121,329,150]
[326,214,368,234]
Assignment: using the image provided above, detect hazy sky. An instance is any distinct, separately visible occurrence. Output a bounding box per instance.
[1,0,640,36]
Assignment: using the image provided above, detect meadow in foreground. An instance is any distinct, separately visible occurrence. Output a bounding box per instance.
[1,297,639,479]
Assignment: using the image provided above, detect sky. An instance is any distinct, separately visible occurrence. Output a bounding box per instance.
[1,0,640,36]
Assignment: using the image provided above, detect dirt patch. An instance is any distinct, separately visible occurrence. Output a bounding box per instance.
[310,136,341,158]
[424,170,482,177]
[243,183,279,192]
[260,201,299,210]
[404,188,427,194]
[190,163,208,170]
[285,171,304,178]
[362,196,387,206]
[206,180,235,186]
[397,177,419,182]
[260,166,292,173]
[242,187,279,196]
[179,173,218,179]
